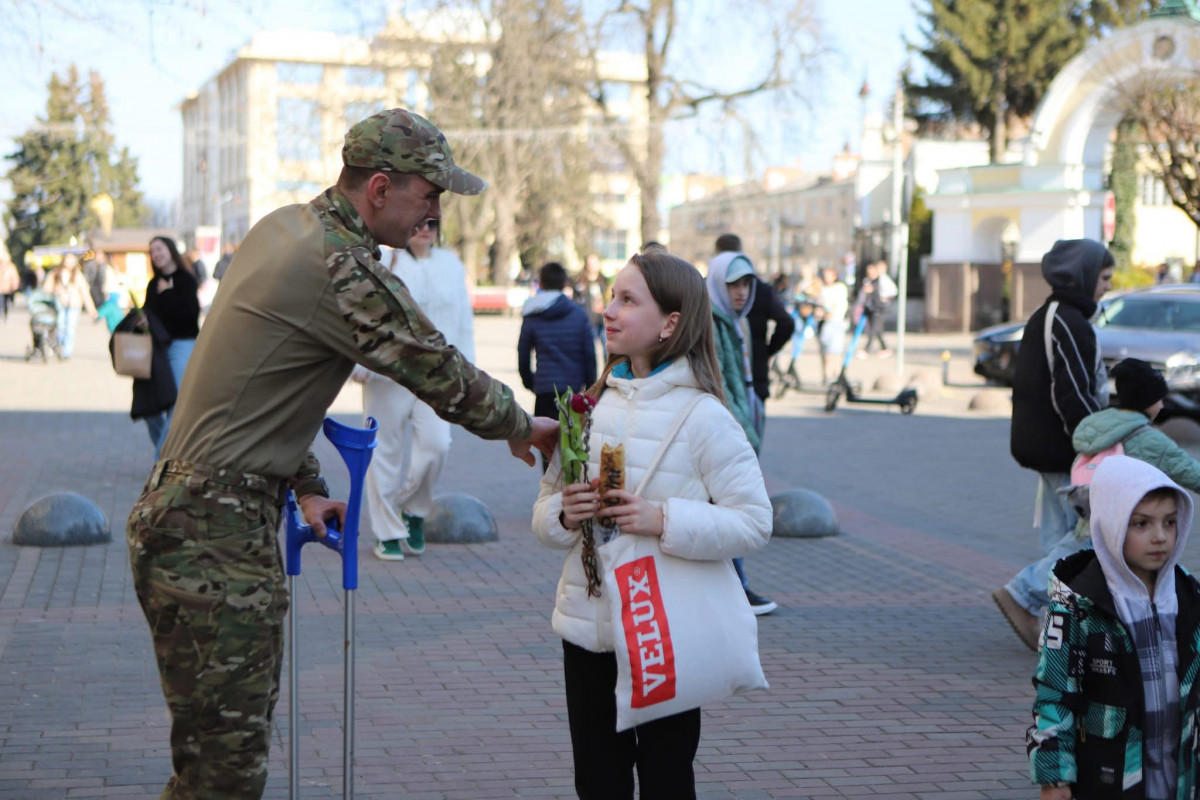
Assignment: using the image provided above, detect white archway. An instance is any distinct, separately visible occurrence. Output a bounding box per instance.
[1028,17,1200,187]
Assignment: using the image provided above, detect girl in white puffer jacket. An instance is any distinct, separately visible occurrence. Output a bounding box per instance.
[532,251,772,800]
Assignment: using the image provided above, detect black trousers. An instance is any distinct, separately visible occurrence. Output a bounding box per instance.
[863,308,887,352]
[563,640,701,800]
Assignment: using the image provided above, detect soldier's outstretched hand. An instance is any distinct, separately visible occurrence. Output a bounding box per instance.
[509,415,559,466]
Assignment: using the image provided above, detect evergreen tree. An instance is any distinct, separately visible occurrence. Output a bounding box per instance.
[906,0,1084,162]
[905,0,1157,162]
[4,66,147,268]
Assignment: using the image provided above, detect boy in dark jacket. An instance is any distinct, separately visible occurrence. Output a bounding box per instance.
[1029,456,1200,800]
[518,262,597,469]
[995,239,1115,650]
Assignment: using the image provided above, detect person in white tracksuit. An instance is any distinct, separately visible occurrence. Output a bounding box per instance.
[353,218,476,560]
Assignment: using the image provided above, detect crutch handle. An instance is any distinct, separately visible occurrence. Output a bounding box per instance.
[284,493,347,569]
[284,417,378,590]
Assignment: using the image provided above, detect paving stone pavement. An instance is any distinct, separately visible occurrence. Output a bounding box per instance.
[5,302,1200,798]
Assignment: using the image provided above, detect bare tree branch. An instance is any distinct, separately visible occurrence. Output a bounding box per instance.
[1119,70,1200,228]
[587,0,823,242]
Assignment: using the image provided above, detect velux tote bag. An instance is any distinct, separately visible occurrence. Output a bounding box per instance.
[600,393,768,732]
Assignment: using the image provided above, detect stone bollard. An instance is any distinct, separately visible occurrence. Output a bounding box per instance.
[770,489,839,538]
[968,391,1011,413]
[873,374,903,393]
[12,492,111,546]
[907,368,941,393]
[424,493,499,544]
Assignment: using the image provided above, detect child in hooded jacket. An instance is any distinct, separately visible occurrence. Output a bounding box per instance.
[531,251,772,799]
[1029,456,1200,800]
[1070,358,1200,541]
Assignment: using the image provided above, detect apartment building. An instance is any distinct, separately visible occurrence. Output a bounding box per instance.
[180,15,645,275]
[668,174,857,277]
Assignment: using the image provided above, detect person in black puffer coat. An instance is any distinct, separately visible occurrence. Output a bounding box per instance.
[518,262,598,470]
[993,238,1115,651]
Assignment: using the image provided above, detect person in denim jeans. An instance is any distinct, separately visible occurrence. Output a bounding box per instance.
[46,254,96,358]
[141,236,200,457]
[994,239,1115,650]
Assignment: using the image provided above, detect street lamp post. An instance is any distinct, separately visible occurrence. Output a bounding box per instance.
[886,84,910,377]
[1001,220,1021,321]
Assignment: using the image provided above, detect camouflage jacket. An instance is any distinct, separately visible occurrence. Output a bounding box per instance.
[161,186,531,482]
[1028,549,1200,799]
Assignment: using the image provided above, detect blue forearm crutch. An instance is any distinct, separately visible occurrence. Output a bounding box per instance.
[285,417,378,800]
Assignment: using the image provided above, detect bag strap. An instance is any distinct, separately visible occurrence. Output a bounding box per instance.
[1043,300,1059,375]
[633,393,709,498]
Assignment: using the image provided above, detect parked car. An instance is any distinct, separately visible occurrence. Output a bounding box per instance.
[973,285,1200,421]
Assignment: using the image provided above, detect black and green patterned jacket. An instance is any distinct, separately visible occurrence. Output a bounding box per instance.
[1028,549,1200,798]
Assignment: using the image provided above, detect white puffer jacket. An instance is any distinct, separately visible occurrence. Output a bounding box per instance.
[531,358,773,653]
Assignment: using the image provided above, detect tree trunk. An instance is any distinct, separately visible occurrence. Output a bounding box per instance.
[637,7,667,247]
[491,193,518,286]
[639,128,662,246]
[460,238,481,286]
[989,61,1008,164]
[490,135,520,286]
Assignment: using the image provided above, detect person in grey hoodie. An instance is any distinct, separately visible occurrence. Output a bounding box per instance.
[707,246,776,614]
[994,239,1115,650]
[1029,455,1200,800]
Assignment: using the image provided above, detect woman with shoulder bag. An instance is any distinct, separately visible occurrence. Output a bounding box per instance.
[139,237,199,456]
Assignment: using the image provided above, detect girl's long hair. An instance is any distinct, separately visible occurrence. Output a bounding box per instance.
[587,251,725,402]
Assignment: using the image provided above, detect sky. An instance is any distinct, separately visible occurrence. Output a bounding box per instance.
[0,0,918,211]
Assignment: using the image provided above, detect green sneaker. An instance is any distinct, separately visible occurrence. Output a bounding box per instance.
[401,513,426,555]
[373,539,404,561]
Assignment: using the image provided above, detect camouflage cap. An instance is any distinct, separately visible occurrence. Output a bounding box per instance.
[342,108,487,196]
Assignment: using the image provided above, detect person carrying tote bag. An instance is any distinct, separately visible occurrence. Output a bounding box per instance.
[531,251,772,800]
[109,304,176,455]
[599,391,768,733]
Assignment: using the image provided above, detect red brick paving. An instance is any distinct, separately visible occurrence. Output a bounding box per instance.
[3,306,1176,798]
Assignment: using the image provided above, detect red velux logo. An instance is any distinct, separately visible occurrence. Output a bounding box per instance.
[616,556,676,708]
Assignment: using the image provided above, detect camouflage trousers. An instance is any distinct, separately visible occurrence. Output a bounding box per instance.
[127,459,288,800]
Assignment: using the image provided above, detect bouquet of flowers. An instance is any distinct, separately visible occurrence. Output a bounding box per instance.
[555,388,602,597]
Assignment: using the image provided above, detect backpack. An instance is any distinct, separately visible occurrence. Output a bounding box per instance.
[1070,442,1126,487]
[1061,426,1149,518]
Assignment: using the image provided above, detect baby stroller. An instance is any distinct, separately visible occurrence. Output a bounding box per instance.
[25,291,62,362]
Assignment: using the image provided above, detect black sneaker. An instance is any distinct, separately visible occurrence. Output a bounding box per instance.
[745,588,777,616]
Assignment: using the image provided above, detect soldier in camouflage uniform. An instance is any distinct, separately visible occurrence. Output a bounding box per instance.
[128,108,558,799]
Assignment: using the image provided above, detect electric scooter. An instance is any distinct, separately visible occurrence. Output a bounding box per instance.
[824,314,918,415]
[284,416,379,800]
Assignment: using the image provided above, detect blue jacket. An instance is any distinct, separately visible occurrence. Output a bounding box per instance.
[518,292,597,396]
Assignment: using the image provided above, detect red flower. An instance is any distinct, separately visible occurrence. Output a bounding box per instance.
[570,393,591,414]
